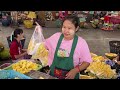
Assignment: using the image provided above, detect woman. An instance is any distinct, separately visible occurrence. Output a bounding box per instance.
[44,15,92,79]
[113,51,120,64]
[10,28,28,62]
[110,51,120,73]
[101,12,113,30]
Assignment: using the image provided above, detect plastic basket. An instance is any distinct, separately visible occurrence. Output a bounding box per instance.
[3,64,42,71]
[109,41,120,54]
[6,36,25,49]
[3,60,42,72]
[23,20,33,28]
[0,70,32,79]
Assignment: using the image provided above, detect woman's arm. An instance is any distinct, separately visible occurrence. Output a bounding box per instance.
[65,62,90,79]
[14,52,27,59]
[76,62,90,72]
[44,32,61,50]
[113,56,120,65]
[22,49,27,52]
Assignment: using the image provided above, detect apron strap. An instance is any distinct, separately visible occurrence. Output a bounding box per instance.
[69,35,78,58]
[54,34,64,58]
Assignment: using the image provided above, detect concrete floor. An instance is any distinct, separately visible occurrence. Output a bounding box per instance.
[0,24,120,57]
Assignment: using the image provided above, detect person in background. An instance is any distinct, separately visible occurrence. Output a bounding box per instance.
[101,12,113,30]
[44,15,92,79]
[10,28,29,62]
[91,11,100,29]
[59,11,65,21]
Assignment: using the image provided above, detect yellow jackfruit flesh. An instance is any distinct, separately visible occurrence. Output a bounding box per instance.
[12,60,41,74]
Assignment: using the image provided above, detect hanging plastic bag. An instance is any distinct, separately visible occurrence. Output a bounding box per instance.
[27,22,45,55]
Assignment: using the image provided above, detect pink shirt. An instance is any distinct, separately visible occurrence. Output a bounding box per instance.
[45,32,92,67]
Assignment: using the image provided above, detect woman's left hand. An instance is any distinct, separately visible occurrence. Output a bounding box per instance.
[22,49,27,52]
[65,68,78,79]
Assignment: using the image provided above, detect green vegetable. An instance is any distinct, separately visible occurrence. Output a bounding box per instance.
[0,49,10,60]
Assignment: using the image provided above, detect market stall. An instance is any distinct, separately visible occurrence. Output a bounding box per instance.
[80,52,119,79]
[110,16,120,24]
[0,59,54,79]
[0,51,120,79]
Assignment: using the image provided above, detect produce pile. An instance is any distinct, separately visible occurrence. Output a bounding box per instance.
[0,49,10,60]
[80,74,96,79]
[90,53,97,57]
[12,60,42,74]
[0,42,10,60]
[85,61,117,79]
[105,53,117,60]
[92,56,106,62]
[83,52,118,79]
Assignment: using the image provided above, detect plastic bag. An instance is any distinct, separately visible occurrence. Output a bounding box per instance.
[31,43,48,66]
[27,24,45,55]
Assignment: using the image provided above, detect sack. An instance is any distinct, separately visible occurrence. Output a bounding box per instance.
[27,25,45,55]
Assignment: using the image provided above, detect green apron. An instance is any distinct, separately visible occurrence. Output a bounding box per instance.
[50,34,79,79]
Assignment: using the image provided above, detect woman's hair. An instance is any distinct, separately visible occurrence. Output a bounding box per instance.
[13,28,23,38]
[63,15,80,28]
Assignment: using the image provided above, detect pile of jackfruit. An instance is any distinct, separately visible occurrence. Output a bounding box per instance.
[12,60,42,74]
[86,52,117,79]
[85,61,117,79]
[91,53,107,62]
[92,56,106,62]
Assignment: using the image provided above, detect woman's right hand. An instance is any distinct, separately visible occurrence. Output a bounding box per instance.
[117,61,120,65]
[113,57,118,63]
[15,52,27,59]
[113,56,119,62]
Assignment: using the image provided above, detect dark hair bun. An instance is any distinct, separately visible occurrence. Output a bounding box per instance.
[13,28,23,38]
[63,15,80,28]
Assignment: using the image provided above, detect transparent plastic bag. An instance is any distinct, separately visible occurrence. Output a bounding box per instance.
[27,23,45,55]
[31,43,48,66]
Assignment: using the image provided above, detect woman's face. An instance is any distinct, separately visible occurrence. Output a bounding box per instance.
[19,33,24,40]
[62,20,77,40]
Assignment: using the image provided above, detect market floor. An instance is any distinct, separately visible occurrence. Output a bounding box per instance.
[0,24,120,57]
